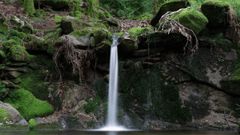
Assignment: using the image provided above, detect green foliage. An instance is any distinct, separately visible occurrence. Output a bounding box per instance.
[28,118,38,130]
[5,89,54,120]
[70,0,83,18]
[100,0,154,19]
[84,97,101,114]
[0,108,9,122]
[23,0,36,16]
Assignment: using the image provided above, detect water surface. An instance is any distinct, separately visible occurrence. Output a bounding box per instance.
[0,130,238,135]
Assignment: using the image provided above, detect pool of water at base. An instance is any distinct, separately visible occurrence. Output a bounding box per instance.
[0,130,238,135]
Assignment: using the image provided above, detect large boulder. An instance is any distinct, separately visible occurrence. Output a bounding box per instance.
[201,0,230,29]
[171,8,208,34]
[139,31,186,50]
[56,35,94,50]
[151,0,190,26]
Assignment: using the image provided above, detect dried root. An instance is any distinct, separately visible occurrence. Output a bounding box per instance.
[158,9,199,55]
[53,36,95,83]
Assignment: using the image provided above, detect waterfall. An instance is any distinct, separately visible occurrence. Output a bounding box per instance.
[99,35,126,131]
[107,35,119,126]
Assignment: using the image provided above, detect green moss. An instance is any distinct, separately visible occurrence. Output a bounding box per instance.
[172,8,208,34]
[9,44,30,62]
[2,39,30,62]
[0,108,9,122]
[28,118,38,130]
[54,15,63,23]
[23,0,36,16]
[19,71,49,100]
[5,89,54,120]
[128,27,152,38]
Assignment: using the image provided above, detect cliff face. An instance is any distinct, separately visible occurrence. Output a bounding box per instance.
[0,0,240,131]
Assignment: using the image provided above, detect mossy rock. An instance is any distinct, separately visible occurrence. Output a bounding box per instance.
[201,0,230,29]
[10,16,34,34]
[151,0,190,26]
[5,89,54,120]
[24,35,47,52]
[71,26,111,46]
[2,40,30,62]
[172,8,208,34]
[4,41,30,62]
[0,101,25,124]
[142,31,186,50]
[128,27,153,39]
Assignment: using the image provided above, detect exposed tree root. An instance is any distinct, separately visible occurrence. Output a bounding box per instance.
[158,9,199,55]
[53,36,95,83]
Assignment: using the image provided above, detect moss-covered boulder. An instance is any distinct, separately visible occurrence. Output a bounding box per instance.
[3,40,30,62]
[172,8,208,34]
[10,16,33,34]
[201,0,230,29]
[140,31,186,50]
[151,0,190,26]
[5,89,54,120]
[70,26,111,46]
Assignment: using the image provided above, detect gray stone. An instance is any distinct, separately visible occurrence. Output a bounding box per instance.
[0,101,24,124]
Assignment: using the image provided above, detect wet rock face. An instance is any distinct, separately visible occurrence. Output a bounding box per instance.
[201,0,230,30]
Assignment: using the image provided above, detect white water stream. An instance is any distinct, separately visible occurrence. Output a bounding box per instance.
[99,35,126,131]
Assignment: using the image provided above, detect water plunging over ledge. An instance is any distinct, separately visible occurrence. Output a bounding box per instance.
[99,35,127,131]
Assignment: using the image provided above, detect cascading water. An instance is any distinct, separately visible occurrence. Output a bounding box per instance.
[99,35,126,131]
